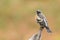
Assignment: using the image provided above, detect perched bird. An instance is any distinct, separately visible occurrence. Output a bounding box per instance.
[29,10,52,40]
[35,10,52,33]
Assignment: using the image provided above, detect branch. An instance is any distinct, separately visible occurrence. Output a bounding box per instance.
[29,30,42,40]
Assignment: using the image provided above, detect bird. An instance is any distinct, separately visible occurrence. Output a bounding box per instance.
[35,10,52,33]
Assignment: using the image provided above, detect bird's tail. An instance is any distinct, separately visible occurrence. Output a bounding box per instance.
[45,27,52,33]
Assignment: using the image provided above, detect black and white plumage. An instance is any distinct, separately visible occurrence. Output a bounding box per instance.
[36,10,52,33]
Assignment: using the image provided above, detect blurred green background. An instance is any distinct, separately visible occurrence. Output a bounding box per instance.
[0,0,60,40]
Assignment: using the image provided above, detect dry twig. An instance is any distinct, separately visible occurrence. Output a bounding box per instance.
[29,30,42,40]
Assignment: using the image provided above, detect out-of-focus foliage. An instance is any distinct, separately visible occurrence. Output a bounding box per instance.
[0,0,60,40]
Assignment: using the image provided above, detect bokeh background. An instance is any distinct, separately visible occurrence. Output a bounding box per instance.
[0,0,60,40]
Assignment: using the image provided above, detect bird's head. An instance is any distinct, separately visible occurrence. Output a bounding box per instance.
[36,10,41,14]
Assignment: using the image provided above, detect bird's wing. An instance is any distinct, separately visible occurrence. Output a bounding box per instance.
[41,13,48,26]
[43,18,48,27]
